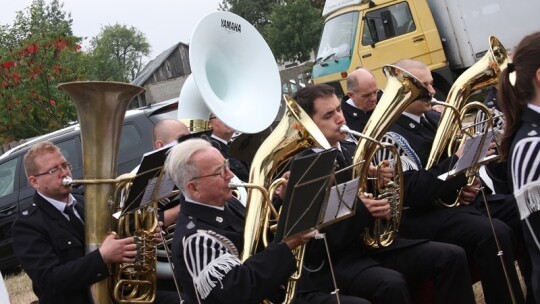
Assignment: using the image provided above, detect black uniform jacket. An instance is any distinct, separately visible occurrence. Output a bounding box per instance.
[211,138,250,182]
[387,112,485,239]
[298,141,425,293]
[509,107,540,239]
[12,192,109,304]
[341,99,373,133]
[172,196,297,304]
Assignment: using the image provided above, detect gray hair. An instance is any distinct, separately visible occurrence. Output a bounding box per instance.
[164,138,211,198]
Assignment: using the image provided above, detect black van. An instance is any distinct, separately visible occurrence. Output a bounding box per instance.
[0,100,178,271]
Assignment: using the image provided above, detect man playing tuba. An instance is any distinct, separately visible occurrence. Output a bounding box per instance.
[383,59,525,303]
[12,141,138,304]
[165,138,320,304]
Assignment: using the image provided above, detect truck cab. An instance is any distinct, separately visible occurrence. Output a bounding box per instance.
[313,0,448,97]
[313,0,540,99]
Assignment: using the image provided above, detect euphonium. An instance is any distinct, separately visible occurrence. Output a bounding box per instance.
[58,82,158,304]
[344,65,432,248]
[426,36,510,169]
[426,36,511,207]
[236,95,331,304]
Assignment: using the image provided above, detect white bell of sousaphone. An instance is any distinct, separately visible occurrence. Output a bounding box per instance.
[188,11,281,134]
[177,74,212,133]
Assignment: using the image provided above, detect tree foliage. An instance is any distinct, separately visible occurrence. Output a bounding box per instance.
[265,0,323,62]
[220,0,324,63]
[87,24,150,82]
[219,0,280,32]
[0,0,86,145]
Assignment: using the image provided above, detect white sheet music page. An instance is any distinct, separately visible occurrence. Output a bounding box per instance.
[323,176,360,223]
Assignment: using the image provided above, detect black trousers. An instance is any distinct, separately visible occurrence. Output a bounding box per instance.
[372,241,475,304]
[427,211,525,304]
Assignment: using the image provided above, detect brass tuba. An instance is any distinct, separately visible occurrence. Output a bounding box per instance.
[58,82,158,303]
[426,36,511,207]
[426,36,510,169]
[342,65,432,248]
[234,95,331,304]
[186,11,320,303]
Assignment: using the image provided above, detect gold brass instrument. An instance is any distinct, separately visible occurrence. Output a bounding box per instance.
[186,11,316,304]
[237,95,331,304]
[425,36,511,207]
[426,36,510,169]
[58,82,158,304]
[342,65,432,248]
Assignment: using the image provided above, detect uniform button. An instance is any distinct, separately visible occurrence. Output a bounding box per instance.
[68,241,72,245]
[97,273,102,277]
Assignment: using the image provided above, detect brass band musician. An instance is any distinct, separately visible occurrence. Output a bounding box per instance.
[292,84,475,304]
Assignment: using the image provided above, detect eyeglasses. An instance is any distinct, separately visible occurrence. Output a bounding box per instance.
[34,162,72,177]
[190,159,229,181]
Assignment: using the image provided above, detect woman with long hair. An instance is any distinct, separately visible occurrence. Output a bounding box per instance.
[498,31,540,303]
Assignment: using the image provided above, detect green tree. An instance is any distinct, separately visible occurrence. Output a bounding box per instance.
[87,24,150,82]
[265,0,323,62]
[220,0,323,62]
[219,0,280,32]
[0,0,86,145]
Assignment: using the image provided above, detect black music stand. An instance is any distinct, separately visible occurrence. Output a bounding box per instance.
[275,148,357,242]
[122,144,175,214]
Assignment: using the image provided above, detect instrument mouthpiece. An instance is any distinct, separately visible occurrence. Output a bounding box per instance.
[229,182,244,189]
[340,125,351,134]
[62,177,73,186]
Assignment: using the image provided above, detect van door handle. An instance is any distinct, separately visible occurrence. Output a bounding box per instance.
[412,35,425,43]
[0,205,15,216]
[362,53,372,58]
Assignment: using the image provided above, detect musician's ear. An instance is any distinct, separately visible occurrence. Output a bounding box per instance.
[186,182,198,198]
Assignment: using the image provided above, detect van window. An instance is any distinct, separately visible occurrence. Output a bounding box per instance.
[0,158,18,198]
[120,123,142,152]
[56,139,82,170]
[362,2,416,45]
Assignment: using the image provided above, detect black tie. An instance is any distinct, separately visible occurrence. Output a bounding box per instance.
[64,204,85,236]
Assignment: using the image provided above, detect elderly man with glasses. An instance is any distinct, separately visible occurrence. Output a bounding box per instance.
[12,141,137,304]
[165,138,365,304]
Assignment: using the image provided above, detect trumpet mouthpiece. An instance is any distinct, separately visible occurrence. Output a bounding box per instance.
[62,177,73,186]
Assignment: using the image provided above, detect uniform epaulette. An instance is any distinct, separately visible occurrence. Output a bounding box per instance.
[19,202,38,217]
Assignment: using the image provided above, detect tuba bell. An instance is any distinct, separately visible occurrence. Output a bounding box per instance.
[341,65,432,248]
[426,36,511,207]
[58,82,156,303]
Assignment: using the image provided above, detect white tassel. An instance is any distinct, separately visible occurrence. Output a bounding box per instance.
[515,182,540,220]
[193,253,241,299]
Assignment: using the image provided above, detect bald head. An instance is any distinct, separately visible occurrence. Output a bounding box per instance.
[153,119,190,149]
[394,59,436,115]
[346,68,379,112]
[394,58,429,74]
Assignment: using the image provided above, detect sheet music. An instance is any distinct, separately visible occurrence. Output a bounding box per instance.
[438,130,494,180]
[140,174,176,207]
[323,177,359,223]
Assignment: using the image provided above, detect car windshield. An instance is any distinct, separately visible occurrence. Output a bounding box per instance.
[316,11,358,61]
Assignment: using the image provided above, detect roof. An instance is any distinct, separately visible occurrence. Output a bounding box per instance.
[132,42,188,86]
